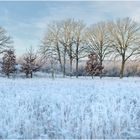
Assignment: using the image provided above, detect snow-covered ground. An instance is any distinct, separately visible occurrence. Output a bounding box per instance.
[0,77,140,139]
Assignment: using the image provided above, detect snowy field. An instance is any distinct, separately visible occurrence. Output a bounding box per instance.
[0,77,140,139]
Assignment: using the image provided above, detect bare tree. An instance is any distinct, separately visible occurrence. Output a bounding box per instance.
[21,47,41,78]
[86,22,111,78]
[73,20,86,78]
[108,17,140,78]
[0,27,13,53]
[40,37,57,79]
[2,50,16,78]
[59,19,76,77]
[46,22,63,71]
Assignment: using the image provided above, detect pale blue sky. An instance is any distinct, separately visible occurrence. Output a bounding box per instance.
[0,1,140,56]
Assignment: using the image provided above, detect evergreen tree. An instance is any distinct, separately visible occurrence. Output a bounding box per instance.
[2,50,16,78]
[85,52,104,78]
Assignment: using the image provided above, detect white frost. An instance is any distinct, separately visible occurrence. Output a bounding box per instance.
[0,77,140,139]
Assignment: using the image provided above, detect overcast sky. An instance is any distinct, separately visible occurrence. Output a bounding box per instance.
[0,1,140,56]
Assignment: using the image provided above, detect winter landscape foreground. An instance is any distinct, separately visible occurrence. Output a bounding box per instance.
[0,76,140,139]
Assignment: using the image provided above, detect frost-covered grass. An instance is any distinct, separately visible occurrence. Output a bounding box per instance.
[0,77,140,139]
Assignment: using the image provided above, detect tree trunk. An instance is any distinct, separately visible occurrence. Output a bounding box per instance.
[76,42,79,78]
[70,58,72,77]
[76,57,78,78]
[99,46,103,79]
[26,73,28,78]
[100,59,103,79]
[31,72,33,78]
[59,58,63,72]
[69,46,72,77]
[120,59,125,79]
[7,73,9,78]
[51,61,55,79]
[63,47,66,78]
[56,42,63,72]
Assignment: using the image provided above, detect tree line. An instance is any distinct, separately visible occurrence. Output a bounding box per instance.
[1,17,140,78]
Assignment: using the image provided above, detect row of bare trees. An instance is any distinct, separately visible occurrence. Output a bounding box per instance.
[40,19,86,78]
[0,17,140,78]
[40,17,140,78]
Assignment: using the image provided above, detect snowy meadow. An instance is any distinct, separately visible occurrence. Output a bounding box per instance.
[0,77,140,139]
